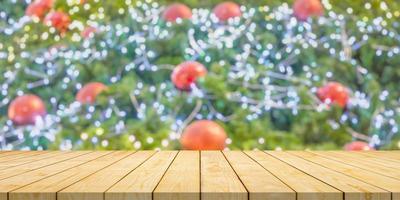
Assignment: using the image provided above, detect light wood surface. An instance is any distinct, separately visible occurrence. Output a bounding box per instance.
[201,151,247,200]
[361,151,400,160]
[59,151,154,200]
[0,150,398,200]
[267,151,390,200]
[0,151,45,163]
[329,151,400,167]
[223,151,295,200]
[0,151,27,158]
[0,151,95,200]
[245,151,342,200]
[313,151,400,180]
[154,151,200,200]
[0,151,80,181]
[0,151,60,170]
[106,151,178,200]
[290,151,400,200]
[10,151,112,200]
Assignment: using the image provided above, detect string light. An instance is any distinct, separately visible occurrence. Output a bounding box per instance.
[0,0,399,150]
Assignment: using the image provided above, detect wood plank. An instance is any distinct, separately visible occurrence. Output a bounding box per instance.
[360,151,400,160]
[0,151,76,180]
[334,151,400,166]
[0,150,398,200]
[223,151,295,200]
[154,151,200,200]
[105,151,177,200]
[245,151,342,200]
[201,151,247,200]
[314,151,400,180]
[0,151,62,170]
[358,151,400,161]
[290,151,400,200]
[0,151,30,158]
[267,151,390,200]
[58,151,155,200]
[0,151,47,166]
[0,151,96,200]
[9,151,116,200]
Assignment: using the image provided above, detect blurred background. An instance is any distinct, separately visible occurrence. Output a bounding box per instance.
[0,0,399,150]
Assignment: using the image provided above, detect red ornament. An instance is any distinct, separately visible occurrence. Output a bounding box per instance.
[171,61,207,91]
[163,3,192,22]
[180,120,227,150]
[38,0,53,8]
[44,11,71,33]
[81,26,97,39]
[26,3,47,18]
[317,82,349,108]
[8,95,47,126]
[345,141,374,151]
[213,1,241,22]
[293,0,324,21]
[76,82,107,104]
[25,0,54,19]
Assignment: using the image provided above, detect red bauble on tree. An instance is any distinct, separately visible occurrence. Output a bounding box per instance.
[171,61,207,91]
[26,3,48,19]
[162,3,192,22]
[213,1,241,22]
[44,11,71,33]
[317,82,349,108]
[76,82,107,104]
[180,120,227,150]
[293,0,324,21]
[38,0,53,8]
[345,141,374,151]
[25,0,54,19]
[8,94,47,126]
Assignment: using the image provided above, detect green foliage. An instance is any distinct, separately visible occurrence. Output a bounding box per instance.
[1,0,399,150]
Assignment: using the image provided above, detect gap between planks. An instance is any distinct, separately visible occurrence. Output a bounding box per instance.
[0,151,398,200]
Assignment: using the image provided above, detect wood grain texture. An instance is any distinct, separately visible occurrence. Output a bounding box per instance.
[0,150,398,200]
[332,151,400,166]
[290,151,400,200]
[0,151,58,170]
[362,151,400,160]
[314,151,400,180]
[0,151,96,200]
[267,151,390,200]
[245,151,342,200]
[0,151,80,181]
[105,151,177,200]
[201,151,248,200]
[0,151,43,161]
[357,151,400,162]
[223,151,295,200]
[58,151,154,200]
[10,151,112,200]
[154,151,200,200]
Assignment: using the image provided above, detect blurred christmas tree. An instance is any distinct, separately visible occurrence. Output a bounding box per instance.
[0,0,399,150]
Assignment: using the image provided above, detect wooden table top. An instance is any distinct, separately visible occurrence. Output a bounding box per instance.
[0,151,399,200]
